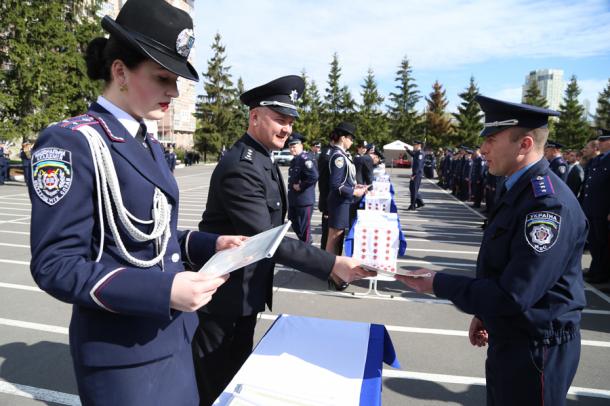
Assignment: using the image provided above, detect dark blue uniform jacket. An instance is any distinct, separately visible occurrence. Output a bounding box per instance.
[29,103,218,367]
[407,149,424,174]
[434,159,587,345]
[288,151,318,207]
[549,155,568,182]
[199,134,335,316]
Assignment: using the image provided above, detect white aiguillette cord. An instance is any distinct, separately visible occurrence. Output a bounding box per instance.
[78,125,172,268]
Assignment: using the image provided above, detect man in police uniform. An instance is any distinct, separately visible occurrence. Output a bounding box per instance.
[397,95,587,406]
[287,132,318,243]
[545,140,568,182]
[582,129,610,284]
[195,75,373,405]
[459,148,473,201]
[423,147,436,179]
[565,149,584,196]
[470,146,486,208]
[406,140,425,210]
[310,140,321,163]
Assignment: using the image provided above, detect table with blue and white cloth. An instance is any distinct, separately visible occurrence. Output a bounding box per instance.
[215,314,400,406]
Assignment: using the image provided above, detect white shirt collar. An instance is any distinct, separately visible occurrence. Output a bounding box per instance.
[96,96,143,138]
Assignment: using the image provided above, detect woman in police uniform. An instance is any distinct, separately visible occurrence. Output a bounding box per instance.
[27,1,241,404]
[325,122,367,259]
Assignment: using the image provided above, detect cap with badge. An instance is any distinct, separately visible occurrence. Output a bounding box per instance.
[365,143,375,153]
[240,75,304,118]
[333,121,356,138]
[287,132,304,146]
[475,95,560,137]
[101,0,198,81]
[545,140,565,149]
[313,141,321,147]
[413,140,423,145]
[597,128,610,141]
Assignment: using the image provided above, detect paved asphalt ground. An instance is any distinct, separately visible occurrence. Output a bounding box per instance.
[0,163,609,405]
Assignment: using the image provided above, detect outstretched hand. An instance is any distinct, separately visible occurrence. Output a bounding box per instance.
[394,268,436,294]
[331,256,376,284]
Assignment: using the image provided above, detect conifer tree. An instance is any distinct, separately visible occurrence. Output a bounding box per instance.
[594,78,610,129]
[523,79,548,108]
[322,53,344,134]
[387,56,420,142]
[193,33,235,160]
[453,77,483,147]
[226,77,249,147]
[554,75,592,149]
[356,68,388,146]
[0,0,104,141]
[424,81,453,149]
[296,70,323,143]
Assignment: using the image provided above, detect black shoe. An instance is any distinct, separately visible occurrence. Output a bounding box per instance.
[328,278,349,291]
[416,201,425,208]
[407,205,416,211]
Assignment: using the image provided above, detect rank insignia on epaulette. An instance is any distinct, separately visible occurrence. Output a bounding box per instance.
[531,175,555,198]
[59,114,97,130]
[241,147,254,162]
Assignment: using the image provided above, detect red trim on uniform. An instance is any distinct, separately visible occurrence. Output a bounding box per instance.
[94,268,125,311]
[86,114,125,142]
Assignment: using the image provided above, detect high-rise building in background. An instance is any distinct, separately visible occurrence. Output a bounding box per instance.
[100,0,197,148]
[522,69,564,111]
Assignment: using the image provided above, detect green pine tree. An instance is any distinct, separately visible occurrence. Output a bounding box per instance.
[594,78,610,129]
[554,75,592,149]
[0,0,104,142]
[193,33,235,161]
[226,77,249,147]
[322,53,344,134]
[355,68,389,146]
[387,56,420,142]
[295,70,323,144]
[523,79,548,108]
[340,85,357,123]
[424,81,454,149]
[453,77,483,147]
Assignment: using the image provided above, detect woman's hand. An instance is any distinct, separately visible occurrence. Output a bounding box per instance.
[216,235,247,251]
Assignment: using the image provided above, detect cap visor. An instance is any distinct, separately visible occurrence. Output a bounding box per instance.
[268,105,299,118]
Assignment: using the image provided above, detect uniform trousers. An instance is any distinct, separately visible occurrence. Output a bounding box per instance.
[73,340,199,406]
[472,181,483,207]
[409,174,423,206]
[192,313,258,406]
[320,211,329,250]
[586,216,610,279]
[288,205,313,243]
[485,332,580,406]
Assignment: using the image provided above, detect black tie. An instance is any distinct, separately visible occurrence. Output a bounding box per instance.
[135,123,148,149]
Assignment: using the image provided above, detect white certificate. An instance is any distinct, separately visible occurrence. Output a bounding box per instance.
[198,222,292,277]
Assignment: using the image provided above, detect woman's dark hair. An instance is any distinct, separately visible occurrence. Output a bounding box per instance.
[85,36,147,82]
[330,129,351,142]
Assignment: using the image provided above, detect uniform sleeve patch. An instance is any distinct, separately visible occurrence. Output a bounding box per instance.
[305,160,313,169]
[559,165,566,174]
[524,211,561,253]
[32,148,73,206]
[334,156,345,168]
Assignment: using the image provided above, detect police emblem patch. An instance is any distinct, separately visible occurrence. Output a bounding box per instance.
[524,211,561,253]
[334,156,345,168]
[176,28,195,58]
[305,160,313,169]
[32,148,73,206]
[559,165,566,174]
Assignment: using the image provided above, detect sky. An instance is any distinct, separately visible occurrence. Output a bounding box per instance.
[192,0,610,115]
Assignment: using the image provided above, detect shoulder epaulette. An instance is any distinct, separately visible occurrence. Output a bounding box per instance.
[531,175,555,198]
[58,114,125,143]
[240,146,255,163]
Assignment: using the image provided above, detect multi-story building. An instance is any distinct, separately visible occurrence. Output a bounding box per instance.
[101,0,198,148]
[522,69,564,111]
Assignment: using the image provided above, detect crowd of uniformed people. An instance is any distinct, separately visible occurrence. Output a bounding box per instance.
[0,0,608,405]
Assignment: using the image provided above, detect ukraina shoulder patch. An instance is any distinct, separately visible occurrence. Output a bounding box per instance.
[334,156,345,169]
[524,211,561,253]
[305,160,313,169]
[32,148,73,206]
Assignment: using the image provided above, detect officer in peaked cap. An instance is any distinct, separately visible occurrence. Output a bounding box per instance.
[397,95,587,406]
[310,140,322,163]
[195,77,373,405]
[287,132,319,243]
[581,127,610,284]
[405,139,425,209]
[25,0,244,404]
[545,140,568,182]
